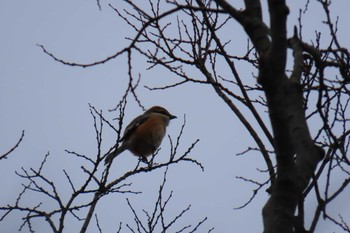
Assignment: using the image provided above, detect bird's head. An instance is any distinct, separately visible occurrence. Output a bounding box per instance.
[146,106,177,120]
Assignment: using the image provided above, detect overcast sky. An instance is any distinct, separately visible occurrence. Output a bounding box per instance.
[1,1,350,232]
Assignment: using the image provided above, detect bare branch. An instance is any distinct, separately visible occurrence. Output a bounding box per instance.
[0,130,24,160]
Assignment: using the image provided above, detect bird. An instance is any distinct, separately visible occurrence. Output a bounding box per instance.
[105,106,177,165]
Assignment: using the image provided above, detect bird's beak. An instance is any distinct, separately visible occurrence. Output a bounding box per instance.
[169,115,177,120]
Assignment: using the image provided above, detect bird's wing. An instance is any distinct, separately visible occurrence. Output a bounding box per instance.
[121,114,149,141]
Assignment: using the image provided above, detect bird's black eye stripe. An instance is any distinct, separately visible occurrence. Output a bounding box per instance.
[155,110,170,116]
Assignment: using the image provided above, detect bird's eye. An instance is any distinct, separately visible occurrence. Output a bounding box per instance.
[156,109,169,116]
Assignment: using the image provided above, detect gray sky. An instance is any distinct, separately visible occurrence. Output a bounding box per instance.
[1,0,350,232]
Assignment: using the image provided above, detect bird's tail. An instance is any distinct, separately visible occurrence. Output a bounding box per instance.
[104,145,126,165]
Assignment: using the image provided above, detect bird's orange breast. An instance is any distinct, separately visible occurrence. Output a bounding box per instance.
[127,117,166,157]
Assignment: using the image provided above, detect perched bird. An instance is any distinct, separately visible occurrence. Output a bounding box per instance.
[105,106,177,165]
